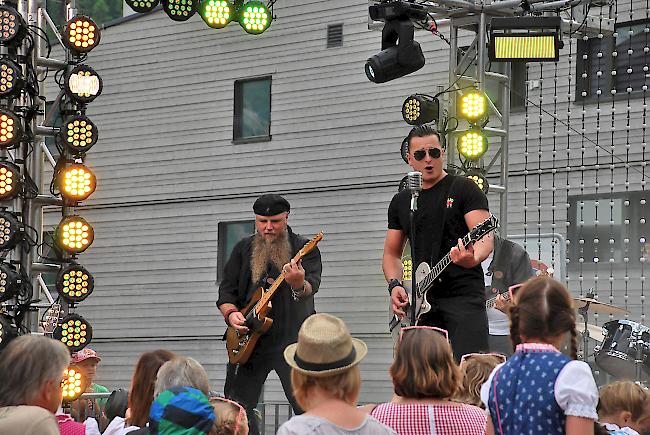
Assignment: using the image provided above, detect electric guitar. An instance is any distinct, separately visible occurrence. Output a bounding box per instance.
[485,291,511,310]
[406,215,498,326]
[225,232,323,365]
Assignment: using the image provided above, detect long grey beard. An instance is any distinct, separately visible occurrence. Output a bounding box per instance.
[250,230,291,285]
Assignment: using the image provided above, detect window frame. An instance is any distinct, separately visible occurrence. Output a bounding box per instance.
[232,76,272,144]
[216,220,255,283]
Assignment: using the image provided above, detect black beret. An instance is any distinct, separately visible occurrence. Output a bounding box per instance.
[253,194,290,216]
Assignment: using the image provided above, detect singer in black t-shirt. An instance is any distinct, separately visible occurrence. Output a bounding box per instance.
[382,124,493,360]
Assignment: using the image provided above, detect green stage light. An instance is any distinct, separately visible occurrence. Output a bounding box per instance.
[54,314,92,352]
[200,0,234,29]
[162,0,198,21]
[458,130,488,160]
[60,116,98,155]
[125,0,160,13]
[57,264,94,304]
[239,1,271,34]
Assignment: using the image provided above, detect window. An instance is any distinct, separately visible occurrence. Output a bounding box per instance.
[217,220,255,282]
[233,77,271,142]
[568,192,649,267]
[576,19,650,99]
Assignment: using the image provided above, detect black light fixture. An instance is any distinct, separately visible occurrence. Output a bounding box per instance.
[65,65,103,104]
[465,168,489,194]
[0,315,17,351]
[56,264,94,304]
[125,0,160,13]
[0,210,24,250]
[0,109,22,149]
[0,161,21,201]
[0,58,22,98]
[63,15,101,55]
[162,0,199,21]
[402,94,439,125]
[0,262,20,302]
[0,5,27,46]
[53,313,92,352]
[489,16,562,62]
[60,116,98,155]
[400,136,409,163]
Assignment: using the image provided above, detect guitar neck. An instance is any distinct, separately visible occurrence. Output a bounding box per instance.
[486,292,511,309]
[418,232,473,294]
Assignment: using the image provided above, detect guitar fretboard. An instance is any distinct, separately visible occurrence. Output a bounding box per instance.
[417,232,473,296]
[485,292,511,309]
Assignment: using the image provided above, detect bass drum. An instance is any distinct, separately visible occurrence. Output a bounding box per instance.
[595,320,650,381]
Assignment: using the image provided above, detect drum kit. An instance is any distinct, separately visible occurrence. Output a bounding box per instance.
[575,293,649,383]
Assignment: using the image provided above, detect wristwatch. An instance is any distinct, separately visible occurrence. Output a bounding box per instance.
[387,278,403,295]
[291,281,307,301]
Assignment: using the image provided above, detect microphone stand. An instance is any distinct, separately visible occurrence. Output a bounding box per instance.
[410,195,418,326]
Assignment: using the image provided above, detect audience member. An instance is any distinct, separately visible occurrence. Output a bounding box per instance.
[367,326,487,434]
[454,352,506,409]
[277,313,396,434]
[103,350,175,435]
[70,348,110,421]
[598,381,650,435]
[210,396,249,435]
[0,334,70,435]
[481,276,599,434]
[128,356,212,435]
[148,386,215,435]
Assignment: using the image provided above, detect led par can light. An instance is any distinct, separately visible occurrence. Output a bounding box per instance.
[0,58,22,98]
[0,5,27,46]
[0,210,23,250]
[402,94,439,125]
[54,313,92,352]
[56,215,94,254]
[239,1,272,34]
[57,163,97,203]
[63,15,101,55]
[0,109,22,149]
[459,90,487,123]
[126,0,160,13]
[0,161,20,201]
[162,0,199,21]
[65,65,103,104]
[57,263,94,304]
[60,116,98,155]
[458,129,488,160]
[0,262,20,303]
[61,366,88,402]
[200,0,234,29]
[466,170,490,194]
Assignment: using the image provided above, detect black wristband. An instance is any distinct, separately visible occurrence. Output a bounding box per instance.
[388,278,403,295]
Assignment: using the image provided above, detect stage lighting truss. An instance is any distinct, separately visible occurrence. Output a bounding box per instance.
[60,116,98,155]
[162,0,199,21]
[0,161,21,201]
[0,5,27,47]
[65,65,103,105]
[54,313,92,352]
[200,0,234,29]
[459,90,488,125]
[0,262,20,303]
[0,210,24,251]
[126,0,160,13]
[63,15,101,55]
[239,1,272,34]
[465,169,489,194]
[402,94,439,126]
[0,315,17,351]
[56,264,94,305]
[0,58,22,98]
[0,109,22,149]
[56,215,94,254]
[61,365,88,402]
[458,129,488,161]
[56,163,97,203]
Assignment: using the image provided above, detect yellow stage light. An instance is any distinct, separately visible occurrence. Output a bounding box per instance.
[57,216,94,254]
[458,130,488,160]
[57,164,96,203]
[61,366,87,402]
[459,91,487,122]
[63,15,100,54]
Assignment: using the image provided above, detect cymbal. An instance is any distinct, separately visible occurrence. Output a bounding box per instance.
[577,323,605,342]
[573,297,630,316]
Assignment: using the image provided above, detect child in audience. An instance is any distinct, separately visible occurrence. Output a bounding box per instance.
[210,396,249,435]
[480,276,599,434]
[455,353,506,409]
[598,381,650,435]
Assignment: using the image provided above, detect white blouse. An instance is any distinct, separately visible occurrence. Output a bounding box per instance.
[480,347,599,421]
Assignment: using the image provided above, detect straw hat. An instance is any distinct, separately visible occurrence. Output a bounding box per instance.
[284,313,367,377]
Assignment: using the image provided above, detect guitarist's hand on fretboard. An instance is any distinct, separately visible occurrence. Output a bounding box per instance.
[493,293,513,314]
[450,238,480,268]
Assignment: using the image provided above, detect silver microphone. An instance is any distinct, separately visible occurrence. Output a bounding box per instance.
[407,171,422,212]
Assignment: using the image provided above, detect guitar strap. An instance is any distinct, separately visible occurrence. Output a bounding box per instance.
[429,175,458,268]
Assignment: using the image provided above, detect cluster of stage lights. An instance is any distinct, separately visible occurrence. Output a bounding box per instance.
[125,0,273,34]
[54,314,92,352]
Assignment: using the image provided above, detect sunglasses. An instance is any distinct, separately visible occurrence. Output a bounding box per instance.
[210,396,246,433]
[460,352,507,365]
[399,325,449,342]
[413,147,442,161]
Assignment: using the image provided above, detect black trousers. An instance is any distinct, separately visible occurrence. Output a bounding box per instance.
[224,347,302,435]
[419,293,489,362]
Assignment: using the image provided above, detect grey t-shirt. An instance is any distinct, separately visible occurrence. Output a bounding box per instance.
[277,414,398,435]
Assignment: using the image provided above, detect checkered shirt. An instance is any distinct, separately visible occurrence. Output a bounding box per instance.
[371,402,487,435]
